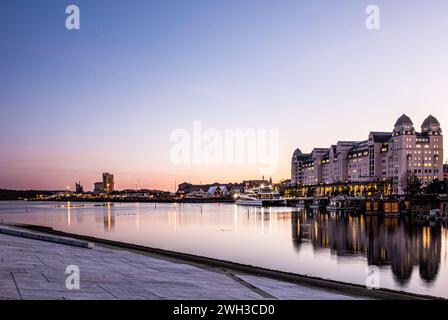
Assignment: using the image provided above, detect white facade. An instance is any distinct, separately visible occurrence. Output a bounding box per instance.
[291,115,444,195]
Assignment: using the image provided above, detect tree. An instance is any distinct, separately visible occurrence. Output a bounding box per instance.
[425,179,447,195]
[402,172,422,197]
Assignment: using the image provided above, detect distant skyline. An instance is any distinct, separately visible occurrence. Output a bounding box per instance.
[1,0,448,191]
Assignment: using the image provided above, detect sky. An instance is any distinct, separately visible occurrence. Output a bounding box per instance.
[1,0,448,191]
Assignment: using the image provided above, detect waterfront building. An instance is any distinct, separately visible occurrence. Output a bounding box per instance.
[177,183,209,196]
[242,179,271,189]
[177,182,245,198]
[75,182,84,194]
[444,163,448,181]
[291,115,444,195]
[207,185,230,197]
[93,182,103,195]
[102,173,114,194]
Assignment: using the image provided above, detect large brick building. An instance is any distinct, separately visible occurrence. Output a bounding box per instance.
[444,163,448,181]
[291,115,444,195]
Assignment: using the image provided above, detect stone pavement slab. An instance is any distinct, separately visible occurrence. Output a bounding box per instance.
[0,231,361,300]
[237,275,362,300]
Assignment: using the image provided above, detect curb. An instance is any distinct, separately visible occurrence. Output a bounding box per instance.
[0,224,94,249]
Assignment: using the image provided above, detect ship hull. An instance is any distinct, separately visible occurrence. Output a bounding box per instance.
[236,199,287,206]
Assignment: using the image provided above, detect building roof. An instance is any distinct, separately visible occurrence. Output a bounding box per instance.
[370,132,392,143]
[415,132,430,139]
[293,153,312,161]
[421,115,440,128]
[349,140,368,152]
[207,185,229,194]
[394,114,413,127]
[292,148,302,158]
[177,183,210,194]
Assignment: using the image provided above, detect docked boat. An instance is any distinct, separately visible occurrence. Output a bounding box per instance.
[235,186,287,207]
[365,198,402,217]
[327,195,365,211]
[296,197,313,210]
[309,197,329,210]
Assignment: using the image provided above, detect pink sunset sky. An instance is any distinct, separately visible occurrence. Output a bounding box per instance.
[1,0,448,191]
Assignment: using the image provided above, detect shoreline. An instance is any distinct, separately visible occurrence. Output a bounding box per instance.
[8,222,443,300]
[0,224,369,300]
[0,198,235,204]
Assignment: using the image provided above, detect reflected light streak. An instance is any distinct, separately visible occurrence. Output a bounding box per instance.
[67,201,71,227]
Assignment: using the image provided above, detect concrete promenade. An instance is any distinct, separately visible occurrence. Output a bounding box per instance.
[0,227,363,300]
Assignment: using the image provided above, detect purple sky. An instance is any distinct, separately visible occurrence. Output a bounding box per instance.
[1,0,448,191]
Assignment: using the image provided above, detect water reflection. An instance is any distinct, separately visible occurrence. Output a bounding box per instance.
[291,210,443,284]
[103,203,115,231]
[67,202,71,227]
[1,201,447,297]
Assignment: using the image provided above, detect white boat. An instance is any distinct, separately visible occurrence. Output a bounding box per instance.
[235,186,287,207]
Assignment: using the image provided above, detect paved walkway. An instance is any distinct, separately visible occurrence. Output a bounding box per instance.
[0,231,360,300]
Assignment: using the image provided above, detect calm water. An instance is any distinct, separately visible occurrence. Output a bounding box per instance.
[1,201,447,298]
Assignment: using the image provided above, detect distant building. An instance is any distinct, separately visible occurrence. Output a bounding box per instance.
[177,182,242,198]
[242,179,270,189]
[93,182,103,195]
[226,183,245,194]
[102,173,114,194]
[291,114,444,195]
[207,185,229,197]
[75,182,84,194]
[177,183,209,196]
[444,163,448,181]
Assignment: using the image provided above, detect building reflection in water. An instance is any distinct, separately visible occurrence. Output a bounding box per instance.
[135,202,140,229]
[67,202,71,227]
[103,203,115,231]
[291,210,442,285]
